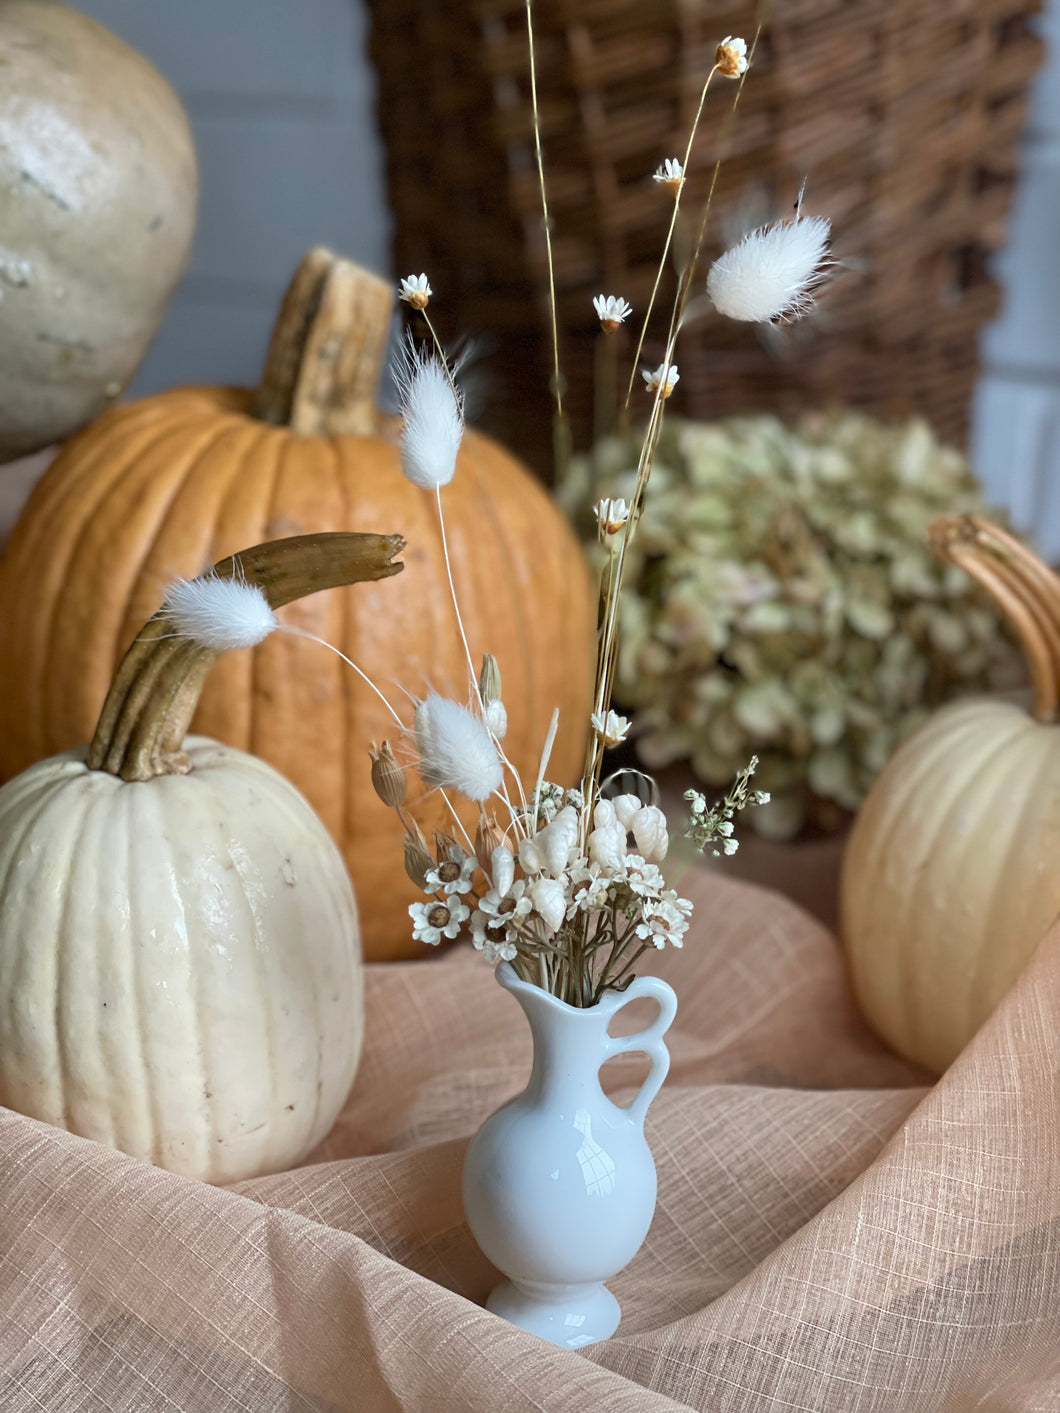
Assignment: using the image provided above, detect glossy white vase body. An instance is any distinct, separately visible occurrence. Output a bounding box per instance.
[463,962,677,1348]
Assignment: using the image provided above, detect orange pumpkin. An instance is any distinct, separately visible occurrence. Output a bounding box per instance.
[0,249,596,959]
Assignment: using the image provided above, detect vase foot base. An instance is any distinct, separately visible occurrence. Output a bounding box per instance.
[486,1278,620,1348]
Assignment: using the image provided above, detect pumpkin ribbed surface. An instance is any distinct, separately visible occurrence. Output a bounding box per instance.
[0,736,362,1183]
[0,387,596,957]
[842,697,1060,1074]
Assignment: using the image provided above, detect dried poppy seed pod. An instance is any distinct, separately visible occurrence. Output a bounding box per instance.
[475,813,505,873]
[479,653,502,705]
[404,829,435,889]
[370,739,406,808]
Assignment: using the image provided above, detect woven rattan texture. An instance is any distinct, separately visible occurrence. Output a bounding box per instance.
[370,0,1042,470]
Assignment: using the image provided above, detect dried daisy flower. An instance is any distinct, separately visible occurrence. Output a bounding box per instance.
[653,158,684,192]
[591,709,631,747]
[595,497,630,537]
[716,36,748,78]
[593,294,633,333]
[706,216,832,324]
[399,273,432,309]
[641,363,680,398]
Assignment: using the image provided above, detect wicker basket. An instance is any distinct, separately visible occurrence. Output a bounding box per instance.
[369,0,1042,473]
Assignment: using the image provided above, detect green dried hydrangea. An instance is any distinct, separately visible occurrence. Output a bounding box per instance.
[571,411,1025,839]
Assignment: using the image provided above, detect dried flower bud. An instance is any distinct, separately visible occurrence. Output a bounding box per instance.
[433,830,458,863]
[484,699,508,739]
[404,831,435,889]
[479,653,502,704]
[369,740,406,808]
[475,813,505,872]
[716,35,748,78]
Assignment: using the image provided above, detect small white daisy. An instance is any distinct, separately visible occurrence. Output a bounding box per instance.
[591,709,631,747]
[409,896,470,946]
[653,158,684,191]
[641,362,680,398]
[594,497,630,536]
[424,852,476,896]
[717,36,748,78]
[399,273,432,310]
[592,294,633,333]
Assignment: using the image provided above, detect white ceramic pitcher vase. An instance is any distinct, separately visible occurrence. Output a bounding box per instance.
[462,960,678,1348]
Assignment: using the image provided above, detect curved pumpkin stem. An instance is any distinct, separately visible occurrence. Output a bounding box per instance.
[253,247,395,437]
[929,515,1060,723]
[88,531,405,782]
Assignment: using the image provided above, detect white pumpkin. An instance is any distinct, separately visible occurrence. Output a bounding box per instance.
[0,530,404,1181]
[0,736,361,1182]
[841,516,1060,1074]
[0,0,198,461]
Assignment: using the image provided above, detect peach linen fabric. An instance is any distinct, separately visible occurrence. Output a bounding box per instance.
[1,867,1058,1411]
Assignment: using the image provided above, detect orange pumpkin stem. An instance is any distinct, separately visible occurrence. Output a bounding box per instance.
[253,248,395,437]
[87,532,405,782]
[930,515,1060,723]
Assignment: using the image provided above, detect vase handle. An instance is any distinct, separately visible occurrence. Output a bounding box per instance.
[603,976,678,1127]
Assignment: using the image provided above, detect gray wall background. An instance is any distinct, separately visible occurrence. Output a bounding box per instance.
[78,0,391,397]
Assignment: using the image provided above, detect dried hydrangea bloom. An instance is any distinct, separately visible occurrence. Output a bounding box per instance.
[573,412,1025,838]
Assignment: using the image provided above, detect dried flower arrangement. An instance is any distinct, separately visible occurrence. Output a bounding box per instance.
[159,28,837,1006]
[567,413,1023,839]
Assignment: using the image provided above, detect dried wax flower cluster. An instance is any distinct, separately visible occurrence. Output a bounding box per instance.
[570,413,1023,839]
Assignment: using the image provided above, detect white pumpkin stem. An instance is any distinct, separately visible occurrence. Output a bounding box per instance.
[253,247,395,437]
[931,516,1060,722]
[87,532,405,782]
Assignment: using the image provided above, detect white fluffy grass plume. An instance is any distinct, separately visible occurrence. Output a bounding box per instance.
[706,215,831,323]
[397,342,464,490]
[160,574,278,651]
[414,693,502,801]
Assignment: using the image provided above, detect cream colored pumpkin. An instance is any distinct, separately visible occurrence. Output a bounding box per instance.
[841,517,1060,1074]
[0,531,404,1181]
[0,1,197,461]
[0,736,361,1183]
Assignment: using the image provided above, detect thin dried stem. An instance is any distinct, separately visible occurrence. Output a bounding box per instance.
[525,0,569,477]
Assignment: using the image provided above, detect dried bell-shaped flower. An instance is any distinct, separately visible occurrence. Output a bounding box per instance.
[369,739,407,808]
[404,828,436,889]
[433,830,459,863]
[475,813,506,872]
[478,653,502,705]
